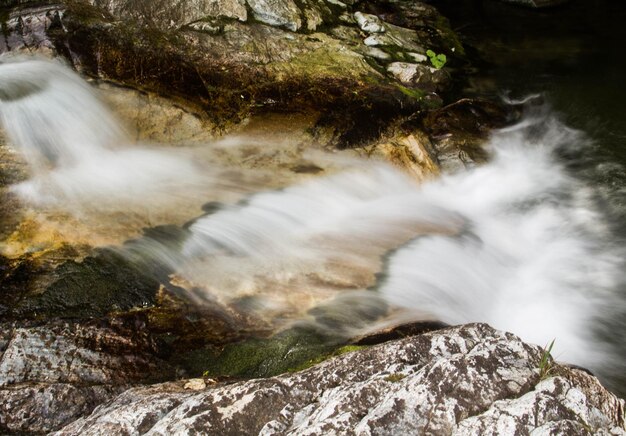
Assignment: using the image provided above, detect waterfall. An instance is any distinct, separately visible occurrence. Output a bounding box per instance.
[0,55,201,206]
[183,116,623,373]
[1,55,623,381]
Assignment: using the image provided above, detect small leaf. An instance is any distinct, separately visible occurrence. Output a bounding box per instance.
[426,49,435,57]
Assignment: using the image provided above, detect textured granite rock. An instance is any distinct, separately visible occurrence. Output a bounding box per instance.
[51,324,626,435]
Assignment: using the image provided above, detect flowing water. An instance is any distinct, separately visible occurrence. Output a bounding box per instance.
[1,5,625,395]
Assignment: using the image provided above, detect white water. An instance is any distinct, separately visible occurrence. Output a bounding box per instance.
[0,56,203,206]
[0,56,623,377]
[182,117,623,371]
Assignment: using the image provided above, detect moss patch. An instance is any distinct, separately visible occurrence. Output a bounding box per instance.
[186,326,358,379]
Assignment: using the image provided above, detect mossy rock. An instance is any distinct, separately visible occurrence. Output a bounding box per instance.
[8,248,161,320]
[180,325,347,378]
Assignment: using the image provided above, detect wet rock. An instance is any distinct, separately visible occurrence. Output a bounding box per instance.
[350,320,448,346]
[247,0,302,31]
[1,1,463,146]
[99,82,216,143]
[51,324,626,435]
[373,132,440,182]
[387,61,447,91]
[88,0,248,28]
[0,321,170,387]
[420,98,521,172]
[8,248,161,320]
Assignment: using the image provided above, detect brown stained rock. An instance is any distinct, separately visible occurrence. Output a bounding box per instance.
[372,131,440,182]
[0,1,463,147]
[50,324,626,435]
[0,383,124,434]
[0,321,173,387]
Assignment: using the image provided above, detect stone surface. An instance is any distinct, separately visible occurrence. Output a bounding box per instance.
[50,324,626,435]
[0,383,123,434]
[420,98,521,172]
[0,0,463,147]
[88,0,248,27]
[354,11,385,33]
[247,0,302,31]
[0,322,170,387]
[0,321,172,433]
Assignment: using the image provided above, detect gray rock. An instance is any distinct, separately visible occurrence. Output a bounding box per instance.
[354,11,385,33]
[0,4,64,55]
[89,0,248,27]
[246,0,302,31]
[0,322,170,387]
[387,61,447,90]
[0,383,123,434]
[52,324,625,435]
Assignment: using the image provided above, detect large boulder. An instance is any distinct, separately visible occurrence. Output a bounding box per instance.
[0,0,462,146]
[50,324,625,435]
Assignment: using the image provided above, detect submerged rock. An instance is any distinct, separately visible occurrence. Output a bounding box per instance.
[50,324,626,435]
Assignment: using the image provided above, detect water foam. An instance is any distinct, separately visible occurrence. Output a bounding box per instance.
[0,56,203,206]
[183,116,623,372]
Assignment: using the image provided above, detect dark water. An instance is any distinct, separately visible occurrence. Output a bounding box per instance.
[435,0,626,171]
[432,0,626,395]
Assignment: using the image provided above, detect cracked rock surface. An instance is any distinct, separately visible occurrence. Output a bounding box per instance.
[50,324,625,435]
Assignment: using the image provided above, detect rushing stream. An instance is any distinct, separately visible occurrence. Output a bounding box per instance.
[0,3,625,395]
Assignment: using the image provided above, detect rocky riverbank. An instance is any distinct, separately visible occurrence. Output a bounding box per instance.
[0,0,624,434]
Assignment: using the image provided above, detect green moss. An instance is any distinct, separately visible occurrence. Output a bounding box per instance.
[12,248,160,320]
[384,373,406,383]
[396,84,425,101]
[195,326,340,378]
[287,344,367,373]
[188,327,370,379]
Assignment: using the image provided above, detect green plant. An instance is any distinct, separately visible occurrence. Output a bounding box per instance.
[539,339,556,380]
[426,50,447,69]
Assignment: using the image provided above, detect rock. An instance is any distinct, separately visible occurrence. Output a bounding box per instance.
[99,82,215,143]
[0,322,171,387]
[408,52,428,63]
[88,0,248,28]
[354,11,385,33]
[183,379,206,390]
[0,321,173,433]
[387,61,448,91]
[51,324,626,435]
[1,1,461,147]
[0,4,63,55]
[498,0,571,8]
[246,0,302,31]
[373,132,440,182]
[420,98,521,172]
[0,383,123,434]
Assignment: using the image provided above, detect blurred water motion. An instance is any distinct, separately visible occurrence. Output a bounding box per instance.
[0,56,624,389]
